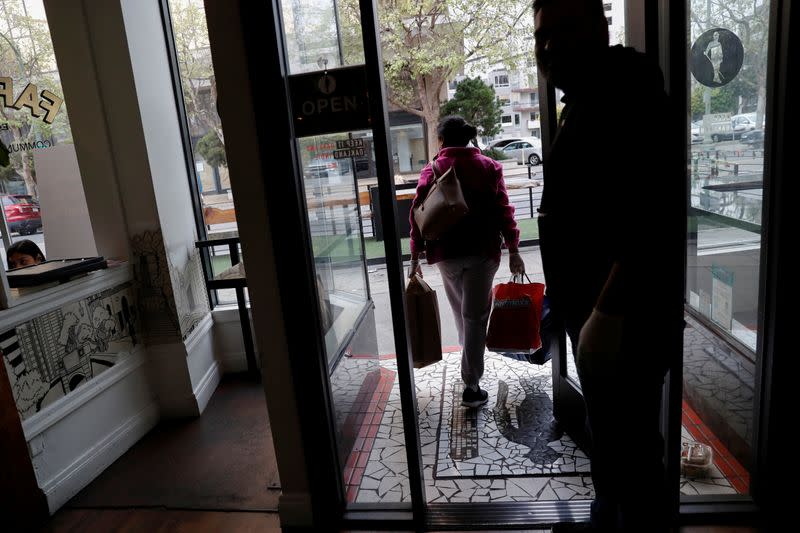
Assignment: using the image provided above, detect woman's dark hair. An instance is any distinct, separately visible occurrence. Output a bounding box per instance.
[437,115,479,148]
[7,239,45,265]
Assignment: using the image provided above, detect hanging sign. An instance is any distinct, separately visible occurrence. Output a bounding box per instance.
[289,65,371,137]
[691,28,744,88]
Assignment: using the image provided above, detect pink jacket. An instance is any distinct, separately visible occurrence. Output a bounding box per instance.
[409,146,519,264]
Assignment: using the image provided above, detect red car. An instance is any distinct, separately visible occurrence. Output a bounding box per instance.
[1,194,42,235]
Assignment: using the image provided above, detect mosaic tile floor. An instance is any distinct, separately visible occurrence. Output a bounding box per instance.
[433,354,590,479]
[683,315,756,463]
[332,350,748,504]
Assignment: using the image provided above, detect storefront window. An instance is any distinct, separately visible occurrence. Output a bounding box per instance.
[167,0,240,305]
[1,0,98,305]
[682,0,770,498]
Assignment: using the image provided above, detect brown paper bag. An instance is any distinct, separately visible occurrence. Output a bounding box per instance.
[405,274,442,368]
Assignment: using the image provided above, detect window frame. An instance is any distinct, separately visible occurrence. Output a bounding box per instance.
[158,0,218,309]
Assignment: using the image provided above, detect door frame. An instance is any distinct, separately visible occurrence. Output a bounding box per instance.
[220,0,790,527]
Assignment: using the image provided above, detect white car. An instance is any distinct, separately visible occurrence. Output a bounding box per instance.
[501,137,543,165]
[732,114,757,131]
[485,137,522,151]
[691,121,704,144]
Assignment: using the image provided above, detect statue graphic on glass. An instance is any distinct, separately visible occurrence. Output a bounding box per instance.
[705,31,724,84]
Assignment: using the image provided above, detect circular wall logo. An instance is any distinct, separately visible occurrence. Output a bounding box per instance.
[691,28,744,88]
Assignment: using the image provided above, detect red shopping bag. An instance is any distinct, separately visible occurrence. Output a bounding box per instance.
[486,275,545,354]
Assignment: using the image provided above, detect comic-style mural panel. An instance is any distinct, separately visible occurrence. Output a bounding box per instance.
[0,283,138,420]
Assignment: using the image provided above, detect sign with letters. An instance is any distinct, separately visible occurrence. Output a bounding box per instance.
[0,77,64,124]
[289,65,371,137]
[333,138,365,159]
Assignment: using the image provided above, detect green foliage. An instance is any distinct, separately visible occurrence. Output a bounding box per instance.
[195,131,227,168]
[690,85,739,119]
[336,0,537,157]
[170,0,224,157]
[440,77,502,138]
[481,148,506,160]
[0,4,71,196]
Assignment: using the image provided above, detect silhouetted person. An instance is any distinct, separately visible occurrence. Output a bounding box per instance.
[7,239,45,270]
[409,115,524,407]
[534,0,683,531]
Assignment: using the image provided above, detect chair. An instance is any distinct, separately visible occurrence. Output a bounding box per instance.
[195,237,258,377]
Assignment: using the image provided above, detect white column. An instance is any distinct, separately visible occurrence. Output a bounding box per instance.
[45,0,215,418]
[396,130,412,172]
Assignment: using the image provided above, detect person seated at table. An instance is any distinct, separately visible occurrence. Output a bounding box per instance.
[7,239,45,270]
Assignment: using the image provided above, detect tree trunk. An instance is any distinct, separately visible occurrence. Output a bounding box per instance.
[11,127,37,197]
[425,110,440,161]
[756,81,767,129]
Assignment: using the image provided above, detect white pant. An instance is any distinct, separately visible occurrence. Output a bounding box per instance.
[437,256,500,388]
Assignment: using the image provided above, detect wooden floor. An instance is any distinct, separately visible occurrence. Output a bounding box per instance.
[65,374,279,511]
[43,509,282,532]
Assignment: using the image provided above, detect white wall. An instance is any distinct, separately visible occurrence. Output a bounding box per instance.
[35,144,98,259]
[25,347,158,512]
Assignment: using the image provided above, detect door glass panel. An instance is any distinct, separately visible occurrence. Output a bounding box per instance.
[281,0,364,74]
[298,133,369,364]
[683,0,770,498]
[279,0,411,508]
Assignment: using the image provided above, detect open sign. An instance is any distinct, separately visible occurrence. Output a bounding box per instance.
[289,66,370,137]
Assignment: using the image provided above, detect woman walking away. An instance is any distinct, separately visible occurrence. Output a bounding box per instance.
[409,115,524,408]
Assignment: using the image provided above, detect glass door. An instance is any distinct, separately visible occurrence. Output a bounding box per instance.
[275,0,425,518]
[681,0,773,501]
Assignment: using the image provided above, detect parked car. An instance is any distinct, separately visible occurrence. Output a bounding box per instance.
[486,137,522,151]
[740,129,765,149]
[732,113,758,132]
[1,194,42,235]
[501,137,543,165]
[304,157,351,185]
[691,122,704,144]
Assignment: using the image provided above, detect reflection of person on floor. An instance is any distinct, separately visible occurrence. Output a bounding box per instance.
[534,0,683,531]
[7,239,45,270]
[493,380,561,465]
[409,115,524,408]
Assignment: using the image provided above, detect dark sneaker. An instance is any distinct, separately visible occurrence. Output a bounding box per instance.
[461,386,488,408]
